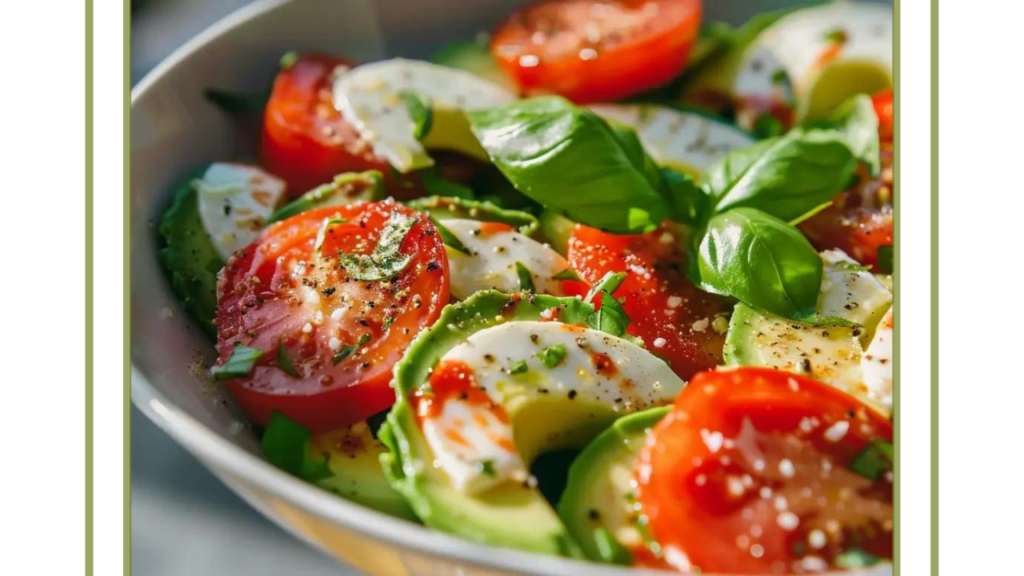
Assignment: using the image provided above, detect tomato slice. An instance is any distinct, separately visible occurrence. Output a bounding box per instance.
[635,367,893,574]
[215,201,450,433]
[567,224,730,380]
[491,0,702,103]
[261,53,391,196]
[872,89,893,145]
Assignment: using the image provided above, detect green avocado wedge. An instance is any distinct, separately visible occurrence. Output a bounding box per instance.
[158,174,223,338]
[558,407,668,565]
[379,291,597,557]
[268,170,384,224]
[406,196,540,237]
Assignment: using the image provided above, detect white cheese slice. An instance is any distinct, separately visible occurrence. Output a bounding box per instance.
[819,249,893,338]
[333,58,515,173]
[196,163,286,260]
[422,321,683,494]
[861,305,893,410]
[442,219,576,300]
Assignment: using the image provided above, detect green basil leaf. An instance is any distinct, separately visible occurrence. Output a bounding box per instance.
[479,459,497,477]
[276,341,300,377]
[203,88,268,113]
[417,167,475,200]
[825,94,881,176]
[261,411,331,480]
[407,196,540,236]
[270,171,384,223]
[467,96,668,234]
[660,168,710,226]
[516,261,536,292]
[536,343,567,368]
[877,245,894,274]
[315,217,348,253]
[552,268,582,281]
[212,344,265,380]
[693,208,823,319]
[339,211,418,281]
[399,91,433,140]
[429,217,471,255]
[587,292,631,338]
[835,548,882,569]
[585,271,628,304]
[706,129,857,223]
[850,439,894,481]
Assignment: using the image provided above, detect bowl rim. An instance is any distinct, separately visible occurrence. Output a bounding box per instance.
[129,1,892,575]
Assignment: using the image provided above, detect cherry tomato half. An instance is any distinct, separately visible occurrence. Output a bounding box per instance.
[215,201,450,433]
[636,367,893,574]
[261,53,389,196]
[491,0,702,103]
[567,224,730,380]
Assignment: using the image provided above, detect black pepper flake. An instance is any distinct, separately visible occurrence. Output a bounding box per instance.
[426,261,441,272]
[568,390,578,400]
[587,509,600,521]
[321,287,336,297]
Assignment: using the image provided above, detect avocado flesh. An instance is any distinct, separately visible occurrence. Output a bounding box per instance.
[269,170,384,223]
[558,407,668,565]
[407,196,540,237]
[308,423,417,521]
[380,291,605,557]
[158,174,222,338]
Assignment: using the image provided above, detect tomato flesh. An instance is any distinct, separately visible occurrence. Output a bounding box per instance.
[635,367,893,573]
[215,201,450,433]
[567,224,730,380]
[491,0,702,103]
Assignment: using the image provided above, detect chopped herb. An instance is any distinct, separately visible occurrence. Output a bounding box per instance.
[399,91,433,140]
[516,261,535,292]
[835,547,882,568]
[203,88,268,113]
[261,411,331,480]
[212,344,264,380]
[552,268,582,281]
[833,260,872,273]
[509,359,529,374]
[587,292,631,338]
[825,28,849,44]
[315,217,348,253]
[276,340,300,377]
[770,69,788,85]
[479,459,497,477]
[877,245,894,274]
[850,438,894,481]
[584,271,627,304]
[753,112,785,139]
[358,333,372,345]
[339,211,418,281]
[382,314,396,332]
[536,343,567,368]
[430,217,471,255]
[279,51,299,70]
[331,344,357,365]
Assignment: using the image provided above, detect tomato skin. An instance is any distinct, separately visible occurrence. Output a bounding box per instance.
[261,53,390,196]
[636,368,893,574]
[491,0,702,103]
[215,202,450,433]
[872,89,894,144]
[567,224,730,380]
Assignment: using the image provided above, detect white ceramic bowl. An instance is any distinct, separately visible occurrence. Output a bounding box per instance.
[130,1,893,574]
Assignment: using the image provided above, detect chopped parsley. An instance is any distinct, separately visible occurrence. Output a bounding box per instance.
[850,438,894,481]
[587,292,631,338]
[552,267,582,281]
[509,359,529,374]
[536,343,567,368]
[584,271,627,304]
[515,261,535,292]
[339,211,418,281]
[276,340,300,377]
[212,343,264,380]
[479,459,497,477]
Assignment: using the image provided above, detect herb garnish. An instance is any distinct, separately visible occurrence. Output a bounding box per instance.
[587,292,632,338]
[276,340,300,377]
[553,268,582,281]
[339,211,418,281]
[850,438,894,481]
[584,271,627,304]
[315,217,348,253]
[536,344,567,368]
[430,217,471,255]
[212,343,264,380]
[508,359,529,375]
[516,262,535,292]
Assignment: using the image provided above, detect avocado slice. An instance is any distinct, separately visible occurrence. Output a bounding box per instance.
[558,407,669,565]
[158,174,223,338]
[379,291,683,557]
[407,196,540,237]
[269,170,384,224]
[262,412,416,521]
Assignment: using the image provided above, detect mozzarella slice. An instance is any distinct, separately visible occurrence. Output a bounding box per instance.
[333,58,515,173]
[819,249,893,338]
[861,306,893,410]
[196,163,286,260]
[422,321,684,494]
[442,219,576,300]
[734,1,892,125]
[590,104,754,175]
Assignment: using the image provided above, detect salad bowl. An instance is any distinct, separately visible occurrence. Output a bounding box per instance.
[130,0,895,574]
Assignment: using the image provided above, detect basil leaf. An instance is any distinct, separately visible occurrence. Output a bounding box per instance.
[261,411,331,480]
[399,91,433,140]
[408,196,539,236]
[587,292,631,338]
[850,439,894,481]
[585,271,628,304]
[660,168,710,226]
[276,341,300,377]
[536,343,567,368]
[203,88,268,113]
[516,261,535,292]
[467,96,668,234]
[877,245,894,274]
[212,344,265,380]
[339,211,418,281]
[693,208,823,319]
[706,130,857,223]
[825,94,881,176]
[417,167,475,200]
[429,217,471,255]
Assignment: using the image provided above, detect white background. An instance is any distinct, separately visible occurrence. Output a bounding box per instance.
[1,0,945,574]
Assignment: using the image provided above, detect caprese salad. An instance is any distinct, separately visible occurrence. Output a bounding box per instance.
[158,0,894,573]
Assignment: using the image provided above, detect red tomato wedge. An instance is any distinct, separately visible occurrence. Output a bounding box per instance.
[261,53,390,196]
[872,89,893,145]
[635,368,893,574]
[215,201,450,432]
[491,0,702,103]
[567,224,730,380]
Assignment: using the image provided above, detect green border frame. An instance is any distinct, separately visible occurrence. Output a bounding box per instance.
[123,0,132,572]
[85,0,94,574]
[930,0,940,573]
